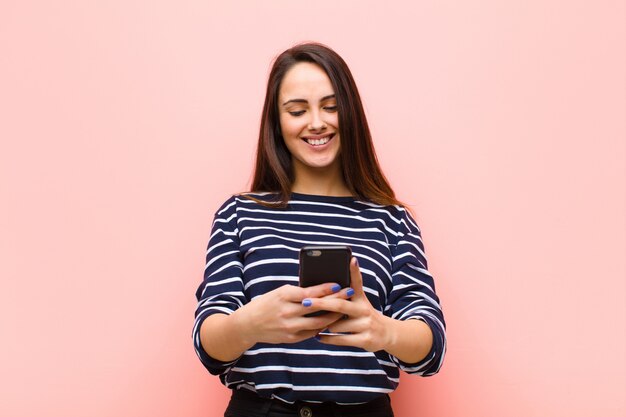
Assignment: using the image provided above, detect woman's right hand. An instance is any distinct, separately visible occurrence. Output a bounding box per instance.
[232,282,353,346]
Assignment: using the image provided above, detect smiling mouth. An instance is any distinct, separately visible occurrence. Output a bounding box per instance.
[301,133,335,146]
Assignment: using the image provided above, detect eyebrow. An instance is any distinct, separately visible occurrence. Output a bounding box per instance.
[282,94,336,106]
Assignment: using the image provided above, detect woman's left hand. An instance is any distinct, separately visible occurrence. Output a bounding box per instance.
[303,257,393,352]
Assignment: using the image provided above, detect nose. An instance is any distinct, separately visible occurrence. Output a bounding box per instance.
[307,109,327,131]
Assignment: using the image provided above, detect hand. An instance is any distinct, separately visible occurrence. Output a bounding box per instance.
[234,282,351,346]
[302,257,393,352]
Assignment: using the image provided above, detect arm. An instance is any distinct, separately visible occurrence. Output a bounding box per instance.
[192,197,247,374]
[198,310,253,362]
[200,283,351,362]
[193,198,354,370]
[378,313,434,364]
[311,258,435,364]
[306,210,446,375]
[385,208,446,375]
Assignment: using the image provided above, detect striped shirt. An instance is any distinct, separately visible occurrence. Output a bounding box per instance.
[193,192,446,404]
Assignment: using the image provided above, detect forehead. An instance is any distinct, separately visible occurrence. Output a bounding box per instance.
[279,62,335,99]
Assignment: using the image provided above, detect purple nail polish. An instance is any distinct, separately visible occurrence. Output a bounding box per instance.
[346,288,355,297]
[302,299,312,307]
[354,257,359,267]
[331,284,341,293]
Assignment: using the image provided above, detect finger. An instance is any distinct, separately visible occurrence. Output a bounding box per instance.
[292,312,345,331]
[325,317,366,334]
[349,257,366,300]
[317,286,355,301]
[317,333,362,348]
[281,282,341,302]
[302,297,362,317]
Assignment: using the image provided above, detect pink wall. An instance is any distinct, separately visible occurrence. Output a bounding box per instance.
[1,1,624,416]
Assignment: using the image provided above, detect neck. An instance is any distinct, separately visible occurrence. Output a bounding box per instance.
[291,160,352,197]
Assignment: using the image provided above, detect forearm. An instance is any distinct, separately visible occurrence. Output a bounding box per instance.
[383,316,433,364]
[199,310,255,362]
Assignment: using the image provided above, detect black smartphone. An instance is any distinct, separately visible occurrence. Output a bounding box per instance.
[299,245,352,289]
[299,246,351,318]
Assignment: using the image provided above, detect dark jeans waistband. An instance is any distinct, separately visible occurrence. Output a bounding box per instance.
[225,388,394,417]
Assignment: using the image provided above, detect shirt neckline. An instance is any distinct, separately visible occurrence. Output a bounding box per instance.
[289,192,357,203]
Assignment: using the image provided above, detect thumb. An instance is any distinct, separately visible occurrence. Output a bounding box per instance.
[349,257,366,300]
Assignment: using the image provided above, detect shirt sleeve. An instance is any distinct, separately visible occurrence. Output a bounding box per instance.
[192,196,247,375]
[386,207,447,376]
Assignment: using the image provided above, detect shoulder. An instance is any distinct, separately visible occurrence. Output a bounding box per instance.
[393,205,421,235]
[214,192,282,217]
[355,200,421,235]
[214,195,238,217]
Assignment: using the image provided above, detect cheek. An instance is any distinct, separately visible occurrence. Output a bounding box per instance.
[326,112,339,128]
[279,116,301,138]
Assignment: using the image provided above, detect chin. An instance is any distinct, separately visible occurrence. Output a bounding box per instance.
[302,157,339,170]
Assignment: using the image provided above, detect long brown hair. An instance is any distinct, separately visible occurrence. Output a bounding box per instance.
[247,42,404,208]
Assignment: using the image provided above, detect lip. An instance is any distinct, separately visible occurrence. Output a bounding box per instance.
[301,133,335,140]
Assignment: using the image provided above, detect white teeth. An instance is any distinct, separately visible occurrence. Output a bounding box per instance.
[306,135,331,146]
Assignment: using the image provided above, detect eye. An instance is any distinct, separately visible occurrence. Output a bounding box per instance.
[324,106,338,112]
[289,110,305,117]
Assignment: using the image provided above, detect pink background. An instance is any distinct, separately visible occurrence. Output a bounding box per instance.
[1,1,624,416]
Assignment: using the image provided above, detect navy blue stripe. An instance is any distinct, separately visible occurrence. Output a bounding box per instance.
[193,193,446,403]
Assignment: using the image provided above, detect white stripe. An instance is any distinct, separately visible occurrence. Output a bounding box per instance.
[206,260,243,279]
[201,276,241,290]
[406,263,432,277]
[396,355,433,373]
[244,244,299,258]
[205,250,240,270]
[392,251,425,267]
[396,238,426,258]
[254,383,392,393]
[357,207,403,224]
[376,359,396,367]
[236,207,400,236]
[401,210,420,232]
[198,296,240,309]
[192,307,234,337]
[244,276,298,291]
[209,228,237,241]
[240,216,386,236]
[240,232,389,261]
[358,266,389,298]
[243,257,298,273]
[203,306,234,315]
[244,347,376,358]
[206,238,232,256]
[391,271,434,291]
[214,212,237,225]
[392,301,440,319]
[201,276,242,297]
[231,365,387,375]
[240,226,388,249]
[216,200,236,216]
[241,270,384,302]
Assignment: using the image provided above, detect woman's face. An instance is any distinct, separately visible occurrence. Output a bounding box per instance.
[278,62,341,173]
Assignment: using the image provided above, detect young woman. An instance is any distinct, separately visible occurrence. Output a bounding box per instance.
[193,42,446,417]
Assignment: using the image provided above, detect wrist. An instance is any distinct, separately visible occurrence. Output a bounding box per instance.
[231,305,256,349]
[381,314,400,352]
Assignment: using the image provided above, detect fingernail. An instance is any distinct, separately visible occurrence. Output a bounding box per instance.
[331,284,341,293]
[302,299,312,307]
[346,288,355,297]
[354,257,359,267]
[314,334,321,341]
